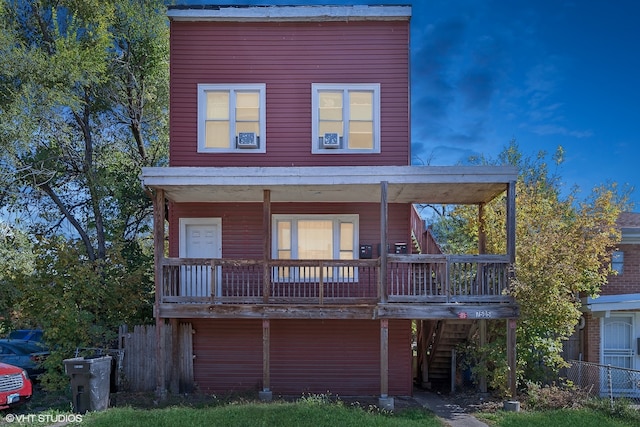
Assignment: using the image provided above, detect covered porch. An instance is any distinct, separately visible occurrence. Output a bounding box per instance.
[141,164,519,402]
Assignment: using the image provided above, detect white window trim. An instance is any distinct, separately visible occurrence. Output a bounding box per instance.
[178,217,223,297]
[197,83,266,153]
[178,217,222,257]
[311,83,381,154]
[272,214,359,282]
[612,250,624,275]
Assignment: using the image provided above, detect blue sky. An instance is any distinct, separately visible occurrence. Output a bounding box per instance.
[183,0,639,211]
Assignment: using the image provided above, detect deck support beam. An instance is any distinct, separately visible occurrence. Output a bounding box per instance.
[260,319,272,401]
[478,204,488,393]
[263,190,271,303]
[478,319,487,393]
[154,188,167,399]
[380,181,388,303]
[506,181,516,264]
[378,319,394,410]
[507,318,517,397]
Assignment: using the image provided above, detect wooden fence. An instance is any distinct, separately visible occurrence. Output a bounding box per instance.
[118,323,193,393]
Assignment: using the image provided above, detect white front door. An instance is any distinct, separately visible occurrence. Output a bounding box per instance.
[602,316,637,395]
[179,218,222,297]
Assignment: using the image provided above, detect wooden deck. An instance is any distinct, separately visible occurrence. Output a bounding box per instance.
[157,255,519,320]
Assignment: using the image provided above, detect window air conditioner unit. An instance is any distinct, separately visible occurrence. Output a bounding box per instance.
[237,132,258,148]
[322,132,340,148]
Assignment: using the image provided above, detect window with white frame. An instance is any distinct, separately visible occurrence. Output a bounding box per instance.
[612,250,624,274]
[312,83,380,153]
[272,214,358,281]
[197,84,266,153]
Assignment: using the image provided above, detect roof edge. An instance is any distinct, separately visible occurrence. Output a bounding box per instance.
[167,5,412,22]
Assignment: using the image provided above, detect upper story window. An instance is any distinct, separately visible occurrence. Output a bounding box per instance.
[611,250,624,274]
[312,83,380,154]
[197,84,266,153]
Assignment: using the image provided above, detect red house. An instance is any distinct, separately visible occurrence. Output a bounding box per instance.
[141,5,518,407]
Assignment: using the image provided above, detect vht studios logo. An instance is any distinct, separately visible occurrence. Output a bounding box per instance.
[4,413,84,424]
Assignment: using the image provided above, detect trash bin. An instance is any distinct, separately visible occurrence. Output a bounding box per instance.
[63,356,112,413]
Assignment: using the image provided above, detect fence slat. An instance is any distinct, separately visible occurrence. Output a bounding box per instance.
[120,324,193,392]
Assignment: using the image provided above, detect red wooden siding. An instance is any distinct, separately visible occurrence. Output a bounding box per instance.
[169,20,410,167]
[168,202,412,258]
[191,319,263,393]
[190,318,412,396]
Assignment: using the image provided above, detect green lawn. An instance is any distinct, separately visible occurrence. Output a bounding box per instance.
[79,401,442,427]
[478,407,639,427]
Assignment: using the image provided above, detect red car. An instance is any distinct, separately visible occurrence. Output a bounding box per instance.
[0,362,32,410]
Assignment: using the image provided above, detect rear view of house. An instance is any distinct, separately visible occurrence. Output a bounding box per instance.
[141,5,518,407]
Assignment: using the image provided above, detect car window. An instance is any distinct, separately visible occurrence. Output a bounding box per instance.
[0,346,16,355]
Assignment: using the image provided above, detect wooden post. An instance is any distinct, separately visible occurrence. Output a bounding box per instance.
[259,319,272,401]
[420,320,430,388]
[263,190,271,303]
[153,189,167,398]
[380,181,388,303]
[477,205,488,394]
[478,203,486,254]
[506,181,516,264]
[507,318,517,397]
[479,319,487,393]
[380,319,389,397]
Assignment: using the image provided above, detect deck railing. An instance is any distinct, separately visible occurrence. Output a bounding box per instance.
[160,255,512,305]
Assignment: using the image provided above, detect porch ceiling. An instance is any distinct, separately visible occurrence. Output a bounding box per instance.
[141,165,518,204]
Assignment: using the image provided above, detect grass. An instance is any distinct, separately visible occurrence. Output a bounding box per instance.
[7,386,640,427]
[477,407,639,427]
[79,398,441,427]
[2,390,441,427]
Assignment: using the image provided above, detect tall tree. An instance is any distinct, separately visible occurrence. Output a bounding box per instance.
[0,0,168,255]
[432,141,631,392]
[0,0,168,387]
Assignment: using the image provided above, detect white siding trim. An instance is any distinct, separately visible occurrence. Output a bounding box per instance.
[168,6,412,22]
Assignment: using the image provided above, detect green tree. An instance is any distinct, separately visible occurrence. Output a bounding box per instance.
[0,0,168,387]
[15,236,153,389]
[433,141,631,392]
[0,223,35,332]
[0,0,168,249]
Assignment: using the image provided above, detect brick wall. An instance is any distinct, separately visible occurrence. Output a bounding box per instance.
[602,243,640,296]
[582,313,600,363]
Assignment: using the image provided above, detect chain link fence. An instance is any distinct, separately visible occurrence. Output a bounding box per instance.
[564,360,640,405]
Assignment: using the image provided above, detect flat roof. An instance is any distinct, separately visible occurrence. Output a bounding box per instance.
[167,5,412,22]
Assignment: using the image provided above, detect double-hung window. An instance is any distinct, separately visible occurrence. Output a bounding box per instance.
[273,214,358,281]
[612,251,624,274]
[197,83,266,153]
[312,83,380,153]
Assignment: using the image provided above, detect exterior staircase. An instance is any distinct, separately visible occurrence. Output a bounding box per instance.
[417,319,475,390]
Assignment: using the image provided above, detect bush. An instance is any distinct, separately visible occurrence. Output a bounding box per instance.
[523,381,590,410]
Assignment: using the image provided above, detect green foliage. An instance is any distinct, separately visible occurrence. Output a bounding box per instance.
[586,397,640,422]
[478,408,637,427]
[0,224,35,328]
[436,141,631,391]
[0,0,167,387]
[14,236,154,390]
[0,0,168,251]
